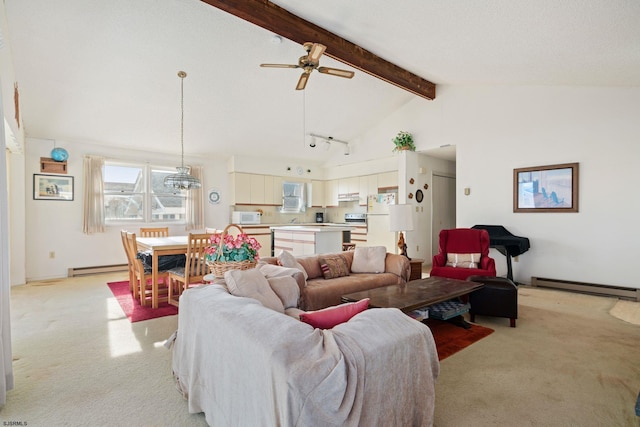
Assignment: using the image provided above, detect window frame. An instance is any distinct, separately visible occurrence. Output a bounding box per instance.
[103,160,187,225]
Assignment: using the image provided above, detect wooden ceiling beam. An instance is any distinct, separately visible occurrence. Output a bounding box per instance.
[199,0,436,100]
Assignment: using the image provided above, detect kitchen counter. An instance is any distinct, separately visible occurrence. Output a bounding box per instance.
[269,225,354,232]
[271,225,353,256]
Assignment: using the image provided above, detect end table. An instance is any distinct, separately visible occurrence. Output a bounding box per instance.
[409,258,425,281]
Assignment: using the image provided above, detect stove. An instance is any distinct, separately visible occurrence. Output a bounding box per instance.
[344,213,367,224]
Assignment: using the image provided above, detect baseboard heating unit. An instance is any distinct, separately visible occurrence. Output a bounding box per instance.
[68,264,128,277]
[531,277,640,302]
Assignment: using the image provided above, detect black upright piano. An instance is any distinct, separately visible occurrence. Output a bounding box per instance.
[472,225,530,281]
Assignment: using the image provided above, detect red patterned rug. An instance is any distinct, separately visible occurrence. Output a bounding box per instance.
[107,281,178,323]
[425,318,494,360]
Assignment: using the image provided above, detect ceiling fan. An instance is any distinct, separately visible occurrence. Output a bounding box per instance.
[260,42,355,90]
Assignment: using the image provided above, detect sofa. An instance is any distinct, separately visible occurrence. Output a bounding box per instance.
[260,247,411,311]
[170,268,440,426]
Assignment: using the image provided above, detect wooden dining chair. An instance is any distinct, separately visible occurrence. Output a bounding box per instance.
[140,227,169,237]
[127,232,170,306]
[167,233,211,307]
[120,230,137,297]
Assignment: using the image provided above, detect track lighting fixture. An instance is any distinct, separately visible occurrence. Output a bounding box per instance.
[308,133,350,155]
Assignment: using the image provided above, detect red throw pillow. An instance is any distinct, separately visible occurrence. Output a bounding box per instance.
[299,298,370,329]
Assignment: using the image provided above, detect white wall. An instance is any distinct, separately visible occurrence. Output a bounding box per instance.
[24,138,229,281]
[398,151,456,264]
[1,5,27,286]
[16,85,640,288]
[386,85,640,288]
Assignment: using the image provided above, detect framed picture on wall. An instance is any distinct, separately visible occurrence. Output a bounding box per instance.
[513,162,579,213]
[33,174,74,201]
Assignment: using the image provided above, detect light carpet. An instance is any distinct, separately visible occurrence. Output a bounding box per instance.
[2,274,639,426]
[610,298,640,326]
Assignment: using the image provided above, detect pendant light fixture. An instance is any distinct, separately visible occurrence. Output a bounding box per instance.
[164,71,201,190]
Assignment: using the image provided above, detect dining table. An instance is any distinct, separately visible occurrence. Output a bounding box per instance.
[136,235,189,309]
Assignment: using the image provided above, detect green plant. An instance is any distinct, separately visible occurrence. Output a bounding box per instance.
[205,232,261,263]
[392,131,415,152]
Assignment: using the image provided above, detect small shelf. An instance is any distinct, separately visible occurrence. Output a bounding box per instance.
[40,157,67,174]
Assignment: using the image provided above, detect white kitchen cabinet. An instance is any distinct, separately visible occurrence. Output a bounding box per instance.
[250,174,265,205]
[310,180,325,207]
[338,177,359,196]
[351,225,368,245]
[263,176,274,205]
[377,171,398,190]
[271,226,348,256]
[273,229,314,255]
[347,177,359,194]
[230,172,252,205]
[338,179,349,196]
[242,225,272,258]
[325,179,339,206]
[367,174,378,196]
[230,173,282,206]
[358,176,369,206]
[272,176,283,206]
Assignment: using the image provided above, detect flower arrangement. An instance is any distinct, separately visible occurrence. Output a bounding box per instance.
[205,232,261,263]
[392,131,416,152]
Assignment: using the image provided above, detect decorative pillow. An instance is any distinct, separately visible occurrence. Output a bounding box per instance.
[299,298,370,329]
[350,246,386,273]
[224,268,285,313]
[266,276,300,309]
[277,250,309,280]
[446,253,481,268]
[318,255,350,279]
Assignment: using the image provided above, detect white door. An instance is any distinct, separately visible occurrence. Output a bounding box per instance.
[431,174,456,257]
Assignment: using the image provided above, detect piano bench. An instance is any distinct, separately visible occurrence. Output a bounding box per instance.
[467,275,518,327]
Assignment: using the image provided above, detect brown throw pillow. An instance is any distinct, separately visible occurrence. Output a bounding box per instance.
[318,255,350,279]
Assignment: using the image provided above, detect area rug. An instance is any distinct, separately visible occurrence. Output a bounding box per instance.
[425,318,494,360]
[107,281,178,323]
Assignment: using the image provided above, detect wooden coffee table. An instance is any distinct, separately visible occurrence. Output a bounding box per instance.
[341,276,484,326]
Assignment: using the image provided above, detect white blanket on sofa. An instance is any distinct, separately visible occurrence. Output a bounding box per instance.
[172,284,439,426]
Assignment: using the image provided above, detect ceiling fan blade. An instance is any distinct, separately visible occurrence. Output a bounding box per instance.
[307,43,326,62]
[317,67,355,79]
[260,63,299,69]
[296,72,310,90]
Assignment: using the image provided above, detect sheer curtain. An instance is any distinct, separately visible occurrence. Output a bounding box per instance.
[185,166,204,231]
[1,119,14,405]
[83,155,105,234]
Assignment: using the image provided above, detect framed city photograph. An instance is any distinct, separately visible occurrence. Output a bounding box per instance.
[513,162,579,213]
[33,174,74,201]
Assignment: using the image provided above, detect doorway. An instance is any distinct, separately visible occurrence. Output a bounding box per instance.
[431,173,456,257]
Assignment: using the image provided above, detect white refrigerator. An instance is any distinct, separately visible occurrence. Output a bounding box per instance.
[366,193,397,252]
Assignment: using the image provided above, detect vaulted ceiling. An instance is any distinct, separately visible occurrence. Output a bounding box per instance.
[4,0,640,165]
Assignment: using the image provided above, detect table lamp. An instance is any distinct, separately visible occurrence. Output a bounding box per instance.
[389,204,414,259]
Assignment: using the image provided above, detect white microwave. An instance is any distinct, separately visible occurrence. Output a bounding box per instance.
[232,211,261,225]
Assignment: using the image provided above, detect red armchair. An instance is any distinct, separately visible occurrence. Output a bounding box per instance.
[430,228,496,280]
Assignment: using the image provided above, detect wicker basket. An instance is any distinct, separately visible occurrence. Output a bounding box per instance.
[207,224,258,278]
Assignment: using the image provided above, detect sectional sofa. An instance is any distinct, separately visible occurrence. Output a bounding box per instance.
[260,247,411,310]
[170,267,439,426]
